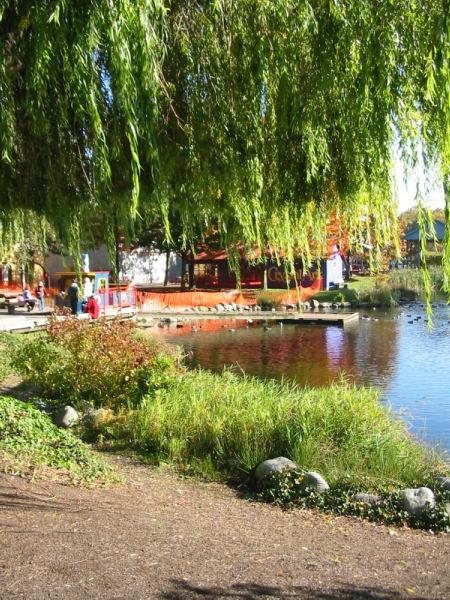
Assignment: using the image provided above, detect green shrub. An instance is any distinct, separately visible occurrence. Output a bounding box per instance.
[0,395,115,484]
[127,369,444,488]
[257,469,450,533]
[12,316,182,410]
[0,333,25,382]
[356,285,397,307]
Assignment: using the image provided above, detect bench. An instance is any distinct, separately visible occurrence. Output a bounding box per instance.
[2,297,35,314]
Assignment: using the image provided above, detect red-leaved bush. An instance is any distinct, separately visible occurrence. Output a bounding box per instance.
[14,316,182,410]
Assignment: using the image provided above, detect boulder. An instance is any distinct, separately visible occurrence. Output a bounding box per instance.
[319,302,332,309]
[34,400,53,415]
[54,405,79,428]
[82,407,112,429]
[401,487,436,516]
[299,471,329,493]
[254,457,298,483]
[353,493,380,506]
[310,299,320,309]
[435,476,450,491]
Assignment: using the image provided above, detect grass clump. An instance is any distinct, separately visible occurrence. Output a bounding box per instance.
[388,267,444,299]
[127,369,444,489]
[256,291,284,310]
[0,395,116,485]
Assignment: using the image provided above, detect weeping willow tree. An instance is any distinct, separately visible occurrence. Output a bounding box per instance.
[0,1,449,286]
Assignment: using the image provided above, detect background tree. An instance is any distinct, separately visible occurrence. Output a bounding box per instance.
[0,1,449,288]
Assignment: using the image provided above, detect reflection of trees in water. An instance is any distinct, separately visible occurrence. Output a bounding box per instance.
[175,320,399,390]
[351,321,399,390]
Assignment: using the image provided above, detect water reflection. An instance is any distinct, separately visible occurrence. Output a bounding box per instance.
[153,305,450,451]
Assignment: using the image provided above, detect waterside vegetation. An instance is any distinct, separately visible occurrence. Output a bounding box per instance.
[310,269,447,308]
[0,395,115,485]
[1,318,448,530]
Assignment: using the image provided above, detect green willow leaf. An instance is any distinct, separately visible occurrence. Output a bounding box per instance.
[0,1,448,289]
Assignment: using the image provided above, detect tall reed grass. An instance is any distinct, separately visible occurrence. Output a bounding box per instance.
[129,369,444,489]
[388,267,444,299]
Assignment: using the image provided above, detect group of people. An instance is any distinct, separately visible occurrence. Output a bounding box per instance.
[67,277,99,318]
[20,277,100,319]
[21,281,46,311]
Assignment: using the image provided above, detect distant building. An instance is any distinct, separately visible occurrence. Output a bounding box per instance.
[403,219,445,267]
[44,244,181,288]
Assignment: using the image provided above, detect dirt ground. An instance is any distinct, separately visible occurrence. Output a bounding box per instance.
[1,457,449,600]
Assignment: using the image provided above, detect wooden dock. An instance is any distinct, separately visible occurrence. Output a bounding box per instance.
[141,310,360,328]
[0,308,136,334]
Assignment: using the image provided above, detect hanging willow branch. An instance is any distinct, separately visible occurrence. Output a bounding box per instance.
[0,1,449,288]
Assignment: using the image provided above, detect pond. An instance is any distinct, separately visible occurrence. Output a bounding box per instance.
[153,303,450,454]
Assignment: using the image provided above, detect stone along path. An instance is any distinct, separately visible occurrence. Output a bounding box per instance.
[1,458,449,600]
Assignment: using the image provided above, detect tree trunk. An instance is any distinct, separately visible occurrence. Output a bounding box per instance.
[164,251,170,286]
[263,262,268,290]
[188,256,195,289]
[180,252,187,290]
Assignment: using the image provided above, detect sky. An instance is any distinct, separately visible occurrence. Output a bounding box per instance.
[393,144,445,214]
[395,163,445,214]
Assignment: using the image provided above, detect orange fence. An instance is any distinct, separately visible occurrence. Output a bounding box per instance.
[137,290,252,311]
[137,279,322,311]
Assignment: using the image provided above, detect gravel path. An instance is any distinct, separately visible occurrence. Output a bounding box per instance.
[1,457,449,600]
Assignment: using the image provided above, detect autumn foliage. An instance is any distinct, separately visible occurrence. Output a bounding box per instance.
[13,316,181,410]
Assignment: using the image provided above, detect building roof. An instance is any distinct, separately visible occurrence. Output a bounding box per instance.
[403,219,445,242]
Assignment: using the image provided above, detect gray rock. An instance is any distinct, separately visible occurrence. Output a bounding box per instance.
[34,400,53,415]
[82,407,110,428]
[254,457,298,483]
[353,493,380,506]
[54,405,79,428]
[319,302,332,309]
[299,471,329,493]
[310,299,320,309]
[435,476,450,491]
[401,487,436,516]
[341,302,351,308]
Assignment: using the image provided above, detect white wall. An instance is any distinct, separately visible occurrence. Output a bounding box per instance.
[120,247,180,285]
[45,244,181,286]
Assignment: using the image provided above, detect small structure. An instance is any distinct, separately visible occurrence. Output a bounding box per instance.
[54,271,136,316]
[403,219,445,267]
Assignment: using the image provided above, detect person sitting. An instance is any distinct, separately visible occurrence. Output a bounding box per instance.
[22,286,36,311]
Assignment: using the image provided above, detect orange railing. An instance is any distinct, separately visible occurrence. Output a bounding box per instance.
[97,286,137,314]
